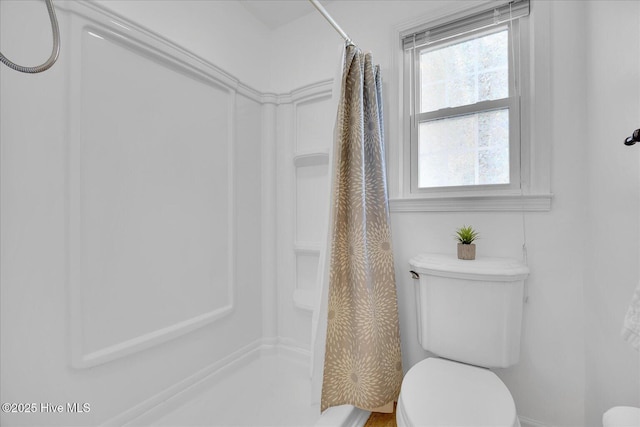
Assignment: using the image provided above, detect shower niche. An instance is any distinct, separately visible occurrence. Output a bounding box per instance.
[277,86,334,344]
[293,94,332,311]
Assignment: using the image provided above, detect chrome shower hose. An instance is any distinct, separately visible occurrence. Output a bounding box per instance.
[0,0,60,74]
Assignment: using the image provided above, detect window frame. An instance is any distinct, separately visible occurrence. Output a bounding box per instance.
[407,22,522,195]
[389,0,552,212]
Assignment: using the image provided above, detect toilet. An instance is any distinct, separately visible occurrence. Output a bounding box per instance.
[397,253,530,427]
[603,406,640,427]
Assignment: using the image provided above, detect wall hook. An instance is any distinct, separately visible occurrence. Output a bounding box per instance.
[624,128,640,146]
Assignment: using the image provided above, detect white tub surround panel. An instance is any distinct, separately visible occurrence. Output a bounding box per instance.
[276,80,335,349]
[64,2,237,369]
[2,1,340,424]
[2,1,264,425]
[94,0,273,92]
[262,99,279,340]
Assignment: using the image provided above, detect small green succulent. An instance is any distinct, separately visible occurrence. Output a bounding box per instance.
[455,225,479,245]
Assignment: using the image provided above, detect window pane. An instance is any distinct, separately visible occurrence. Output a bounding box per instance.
[418,109,509,188]
[420,30,508,113]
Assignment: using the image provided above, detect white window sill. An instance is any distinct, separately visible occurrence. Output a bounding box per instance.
[389,193,553,212]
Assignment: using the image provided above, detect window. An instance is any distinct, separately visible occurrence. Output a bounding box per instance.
[403,0,530,196]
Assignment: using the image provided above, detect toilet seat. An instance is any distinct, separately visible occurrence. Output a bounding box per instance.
[603,406,640,426]
[397,358,519,427]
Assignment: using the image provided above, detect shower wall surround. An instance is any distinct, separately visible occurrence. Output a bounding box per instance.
[2,1,280,425]
[67,8,238,369]
[276,82,334,348]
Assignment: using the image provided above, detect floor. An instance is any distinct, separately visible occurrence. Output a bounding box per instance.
[364,404,397,427]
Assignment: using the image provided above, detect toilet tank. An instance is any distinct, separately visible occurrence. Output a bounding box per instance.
[409,253,529,368]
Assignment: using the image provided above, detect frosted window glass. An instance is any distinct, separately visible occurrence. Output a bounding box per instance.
[418,109,509,188]
[420,30,508,113]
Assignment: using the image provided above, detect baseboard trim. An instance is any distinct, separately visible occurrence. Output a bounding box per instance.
[274,337,312,363]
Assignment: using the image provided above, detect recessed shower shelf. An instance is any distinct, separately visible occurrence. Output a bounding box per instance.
[293,289,315,311]
[293,150,329,167]
[294,242,321,254]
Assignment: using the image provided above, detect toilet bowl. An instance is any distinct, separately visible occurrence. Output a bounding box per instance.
[397,358,520,427]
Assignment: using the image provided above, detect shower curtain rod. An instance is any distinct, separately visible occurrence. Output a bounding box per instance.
[308,0,353,46]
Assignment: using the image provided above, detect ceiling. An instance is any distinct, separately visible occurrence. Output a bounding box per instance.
[239,0,334,30]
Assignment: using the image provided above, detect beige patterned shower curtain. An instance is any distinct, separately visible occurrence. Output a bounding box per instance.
[321,44,403,412]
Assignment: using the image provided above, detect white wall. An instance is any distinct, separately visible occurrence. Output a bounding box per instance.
[584,2,640,425]
[271,1,640,426]
[0,1,266,425]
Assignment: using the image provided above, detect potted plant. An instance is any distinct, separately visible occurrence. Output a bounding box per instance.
[455,225,478,260]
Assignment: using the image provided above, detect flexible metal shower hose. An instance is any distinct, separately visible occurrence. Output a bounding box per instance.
[0,0,60,74]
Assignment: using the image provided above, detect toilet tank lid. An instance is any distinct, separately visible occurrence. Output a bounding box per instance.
[409,253,529,281]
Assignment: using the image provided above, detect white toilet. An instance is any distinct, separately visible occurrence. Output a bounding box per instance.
[603,406,640,427]
[397,253,530,427]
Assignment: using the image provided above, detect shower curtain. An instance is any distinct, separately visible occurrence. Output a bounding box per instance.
[318,44,403,413]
